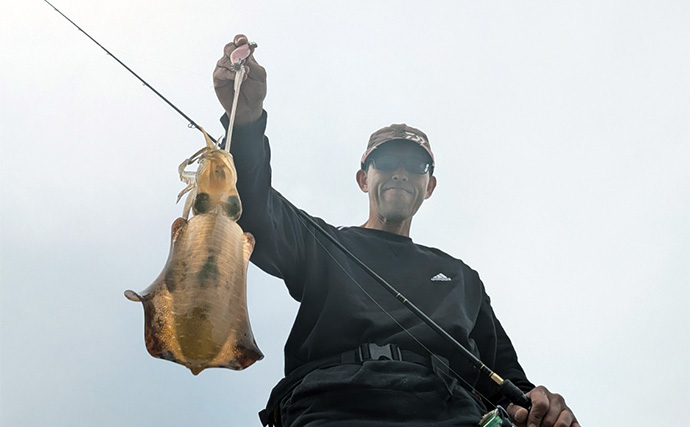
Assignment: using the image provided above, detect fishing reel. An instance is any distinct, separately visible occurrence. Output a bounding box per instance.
[478,406,517,427]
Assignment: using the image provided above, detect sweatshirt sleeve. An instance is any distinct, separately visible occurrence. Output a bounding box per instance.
[470,280,535,406]
[221,111,307,294]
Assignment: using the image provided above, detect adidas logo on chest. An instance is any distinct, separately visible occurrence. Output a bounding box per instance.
[430,273,452,282]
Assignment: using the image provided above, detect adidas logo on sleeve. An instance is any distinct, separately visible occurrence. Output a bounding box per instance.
[430,273,452,282]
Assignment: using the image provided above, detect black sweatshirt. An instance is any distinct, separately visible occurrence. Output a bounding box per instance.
[226,111,534,409]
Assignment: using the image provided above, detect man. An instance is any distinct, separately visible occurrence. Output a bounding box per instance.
[214,35,580,427]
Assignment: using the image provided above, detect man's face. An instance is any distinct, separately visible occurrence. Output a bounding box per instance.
[356,140,437,224]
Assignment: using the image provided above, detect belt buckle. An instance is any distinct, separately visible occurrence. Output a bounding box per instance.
[358,343,402,362]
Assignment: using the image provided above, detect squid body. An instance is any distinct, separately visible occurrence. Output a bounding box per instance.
[125,134,263,374]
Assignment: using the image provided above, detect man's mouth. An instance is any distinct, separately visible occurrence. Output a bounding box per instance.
[383,186,412,194]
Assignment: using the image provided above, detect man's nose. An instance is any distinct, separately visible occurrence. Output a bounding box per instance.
[391,165,408,181]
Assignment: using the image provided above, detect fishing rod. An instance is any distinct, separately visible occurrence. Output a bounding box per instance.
[45,1,531,421]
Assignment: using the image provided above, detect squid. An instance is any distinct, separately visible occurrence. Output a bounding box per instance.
[125,130,263,374]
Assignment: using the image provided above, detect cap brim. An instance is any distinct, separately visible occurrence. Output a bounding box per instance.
[360,139,434,167]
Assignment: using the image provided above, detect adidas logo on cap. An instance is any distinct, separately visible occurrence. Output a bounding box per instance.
[430,273,452,282]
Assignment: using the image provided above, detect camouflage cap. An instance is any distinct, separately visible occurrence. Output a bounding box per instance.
[360,123,435,169]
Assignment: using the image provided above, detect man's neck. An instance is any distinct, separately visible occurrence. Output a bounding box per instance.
[361,217,412,237]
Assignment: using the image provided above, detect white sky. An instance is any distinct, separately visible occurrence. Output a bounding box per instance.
[1,1,688,426]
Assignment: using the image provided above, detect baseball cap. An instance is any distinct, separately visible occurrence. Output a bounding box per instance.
[360,123,435,171]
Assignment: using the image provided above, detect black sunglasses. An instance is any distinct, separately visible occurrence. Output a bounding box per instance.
[366,154,432,175]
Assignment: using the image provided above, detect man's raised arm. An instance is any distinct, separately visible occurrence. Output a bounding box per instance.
[212,36,311,291]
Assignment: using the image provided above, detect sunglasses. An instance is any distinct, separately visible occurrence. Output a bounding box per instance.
[366,154,432,175]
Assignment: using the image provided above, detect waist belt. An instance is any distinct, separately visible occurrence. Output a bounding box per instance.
[341,343,450,376]
[259,343,452,427]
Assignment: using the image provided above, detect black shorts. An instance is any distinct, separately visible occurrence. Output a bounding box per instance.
[278,360,487,427]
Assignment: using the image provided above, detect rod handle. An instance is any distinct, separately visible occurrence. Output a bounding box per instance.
[500,379,531,410]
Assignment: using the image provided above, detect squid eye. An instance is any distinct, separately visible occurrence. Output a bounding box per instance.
[194,192,211,214]
[225,195,242,219]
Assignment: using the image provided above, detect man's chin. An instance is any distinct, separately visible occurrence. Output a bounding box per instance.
[382,193,414,207]
[379,208,413,224]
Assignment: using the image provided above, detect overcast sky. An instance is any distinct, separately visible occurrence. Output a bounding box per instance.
[1,1,688,426]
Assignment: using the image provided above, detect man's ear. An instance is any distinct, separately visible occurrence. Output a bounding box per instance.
[356,169,368,192]
[425,175,437,199]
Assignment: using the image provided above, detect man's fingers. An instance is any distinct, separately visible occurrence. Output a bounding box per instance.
[224,34,248,55]
[246,59,266,81]
[541,393,569,426]
[217,36,264,84]
[213,62,236,87]
[222,41,238,58]
[224,35,254,59]
[506,404,528,425]
[234,34,248,46]
[515,408,528,424]
[551,410,576,427]
[526,387,549,427]
[508,386,579,427]
[215,55,233,72]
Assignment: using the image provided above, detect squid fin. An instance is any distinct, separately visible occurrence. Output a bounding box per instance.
[124,289,142,302]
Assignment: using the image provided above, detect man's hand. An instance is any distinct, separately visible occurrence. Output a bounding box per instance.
[507,385,580,427]
[213,34,267,125]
